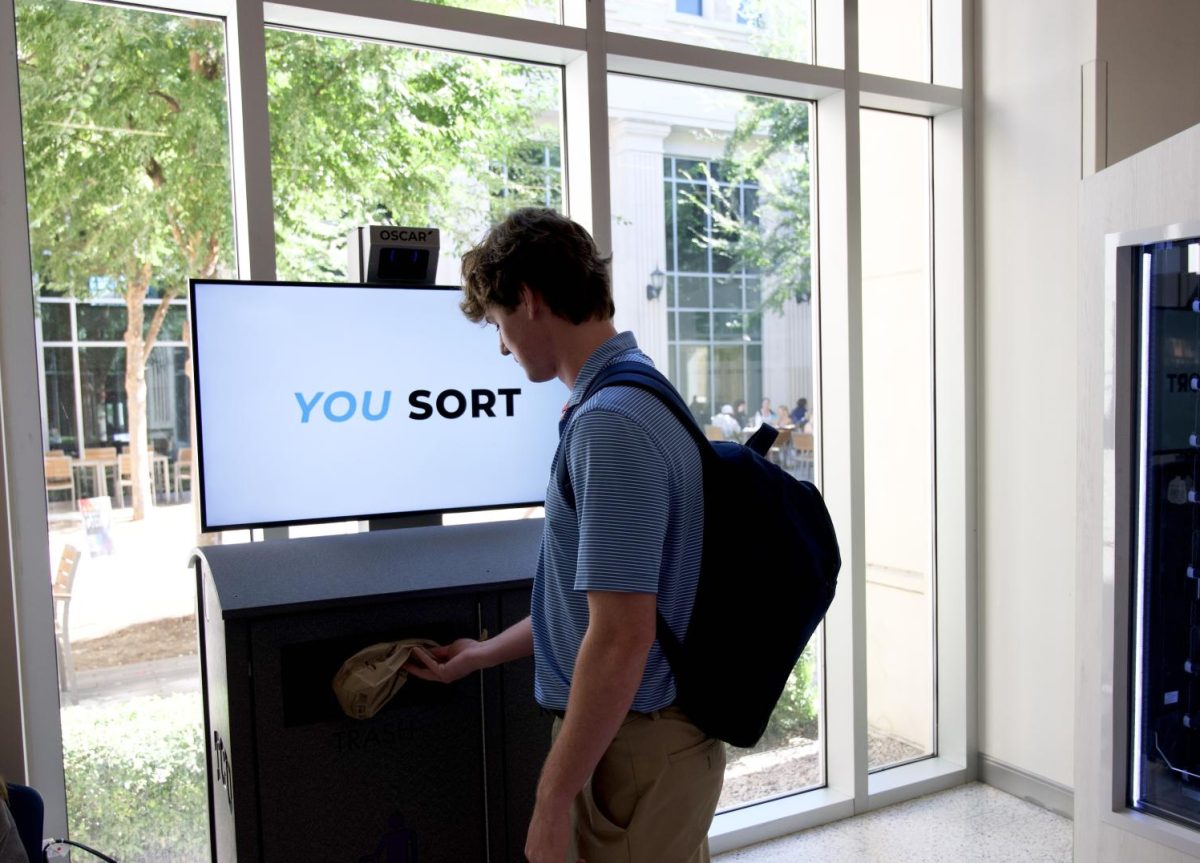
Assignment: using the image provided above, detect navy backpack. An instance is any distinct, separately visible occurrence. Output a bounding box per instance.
[563,361,841,748]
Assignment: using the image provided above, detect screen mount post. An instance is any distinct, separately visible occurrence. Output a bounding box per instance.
[368,514,443,531]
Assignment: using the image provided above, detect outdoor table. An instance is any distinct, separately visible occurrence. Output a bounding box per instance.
[72,456,118,503]
[72,453,172,505]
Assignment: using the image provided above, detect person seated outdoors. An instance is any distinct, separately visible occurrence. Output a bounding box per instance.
[752,397,774,429]
[710,404,741,439]
[733,399,749,429]
[790,397,809,427]
[775,405,793,428]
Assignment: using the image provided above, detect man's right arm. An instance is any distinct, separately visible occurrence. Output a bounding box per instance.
[405,615,533,683]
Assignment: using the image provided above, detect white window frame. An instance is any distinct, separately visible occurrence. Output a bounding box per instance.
[0,0,976,848]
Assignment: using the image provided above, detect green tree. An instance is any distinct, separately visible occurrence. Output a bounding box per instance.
[266,28,561,280]
[684,99,812,312]
[681,0,814,314]
[17,0,235,519]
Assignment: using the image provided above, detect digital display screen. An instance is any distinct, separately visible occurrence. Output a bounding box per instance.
[189,280,564,531]
[376,247,430,282]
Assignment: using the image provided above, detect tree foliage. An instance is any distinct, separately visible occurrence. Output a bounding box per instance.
[679,0,814,313]
[267,29,561,280]
[17,0,235,293]
[18,0,235,518]
[684,98,813,312]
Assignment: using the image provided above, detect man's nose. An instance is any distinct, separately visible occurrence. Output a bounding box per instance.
[499,335,510,356]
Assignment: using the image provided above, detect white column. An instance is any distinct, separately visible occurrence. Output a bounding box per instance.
[763,294,816,410]
[609,119,671,367]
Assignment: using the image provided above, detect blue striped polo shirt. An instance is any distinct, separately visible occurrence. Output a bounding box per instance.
[531,331,704,713]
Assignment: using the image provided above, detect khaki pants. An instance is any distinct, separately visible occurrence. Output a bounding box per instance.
[551,706,726,863]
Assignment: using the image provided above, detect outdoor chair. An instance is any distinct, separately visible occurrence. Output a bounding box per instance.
[768,426,792,465]
[175,446,193,498]
[52,544,81,692]
[43,454,76,509]
[791,431,814,477]
[117,452,169,506]
[117,453,134,507]
[116,452,146,507]
[82,446,116,459]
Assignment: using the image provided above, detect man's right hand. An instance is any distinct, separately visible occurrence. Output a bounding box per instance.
[405,638,484,684]
[405,615,533,684]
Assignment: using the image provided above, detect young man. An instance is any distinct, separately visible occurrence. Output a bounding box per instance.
[406,208,725,863]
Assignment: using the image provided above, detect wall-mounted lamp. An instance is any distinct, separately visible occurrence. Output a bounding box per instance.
[645,267,666,301]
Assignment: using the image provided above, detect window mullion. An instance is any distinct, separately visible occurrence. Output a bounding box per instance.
[226,0,277,280]
[815,0,869,812]
[70,304,86,464]
[927,0,975,781]
[0,0,67,832]
[561,0,612,253]
[930,0,962,88]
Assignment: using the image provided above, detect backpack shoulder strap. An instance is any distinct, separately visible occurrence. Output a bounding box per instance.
[583,361,777,458]
[557,361,706,510]
[569,361,711,662]
[578,361,712,457]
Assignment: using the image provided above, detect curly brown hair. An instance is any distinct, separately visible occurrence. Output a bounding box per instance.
[460,208,614,325]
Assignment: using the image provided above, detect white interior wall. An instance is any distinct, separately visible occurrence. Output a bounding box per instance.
[978,0,1200,805]
[975,0,1094,789]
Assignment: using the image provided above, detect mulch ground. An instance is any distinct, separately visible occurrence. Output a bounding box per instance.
[71,614,198,672]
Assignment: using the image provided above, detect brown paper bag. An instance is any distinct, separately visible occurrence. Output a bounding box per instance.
[332,638,439,720]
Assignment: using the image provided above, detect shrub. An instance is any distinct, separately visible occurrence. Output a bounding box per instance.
[761,641,818,746]
[61,692,208,863]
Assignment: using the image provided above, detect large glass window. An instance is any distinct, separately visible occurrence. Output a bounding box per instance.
[42,346,77,453]
[16,0,235,857]
[858,0,932,82]
[607,0,813,64]
[4,0,968,852]
[266,29,562,282]
[610,74,821,808]
[860,108,935,771]
[664,155,763,416]
[37,300,192,459]
[404,0,557,22]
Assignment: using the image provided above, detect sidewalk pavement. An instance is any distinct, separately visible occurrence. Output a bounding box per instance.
[49,501,201,643]
[65,654,201,707]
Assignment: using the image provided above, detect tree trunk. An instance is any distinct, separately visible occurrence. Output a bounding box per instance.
[122,263,154,520]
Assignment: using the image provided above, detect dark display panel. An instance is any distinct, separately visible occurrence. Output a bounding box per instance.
[1132,238,1200,827]
[377,247,430,281]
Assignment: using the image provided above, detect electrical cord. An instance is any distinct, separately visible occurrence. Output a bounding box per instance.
[42,838,120,862]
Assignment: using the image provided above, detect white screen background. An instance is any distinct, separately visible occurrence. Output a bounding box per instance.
[192,282,565,528]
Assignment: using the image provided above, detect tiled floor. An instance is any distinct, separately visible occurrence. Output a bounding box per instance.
[715,782,1072,862]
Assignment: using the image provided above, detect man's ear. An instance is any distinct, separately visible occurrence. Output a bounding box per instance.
[519,284,541,318]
